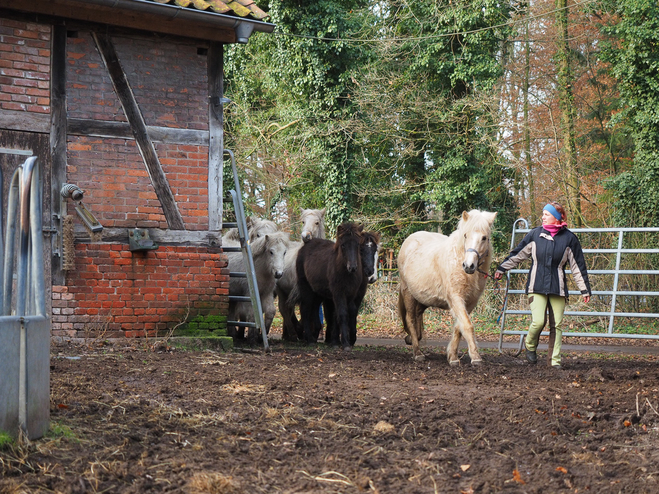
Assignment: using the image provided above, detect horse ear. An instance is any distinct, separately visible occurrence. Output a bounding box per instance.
[246,216,253,228]
[488,212,498,223]
[357,224,364,233]
[320,208,327,217]
[462,211,470,222]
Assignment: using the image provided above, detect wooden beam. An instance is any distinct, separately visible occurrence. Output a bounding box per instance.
[92,31,185,231]
[0,109,50,134]
[67,119,209,146]
[50,23,68,286]
[207,42,224,232]
[72,225,221,247]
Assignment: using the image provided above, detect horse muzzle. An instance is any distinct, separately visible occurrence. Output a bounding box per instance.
[462,261,477,275]
[301,232,312,243]
[274,271,284,279]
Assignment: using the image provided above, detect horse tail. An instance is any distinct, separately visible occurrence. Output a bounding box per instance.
[287,283,301,309]
[397,287,407,332]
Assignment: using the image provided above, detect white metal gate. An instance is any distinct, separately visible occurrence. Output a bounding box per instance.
[498,219,659,352]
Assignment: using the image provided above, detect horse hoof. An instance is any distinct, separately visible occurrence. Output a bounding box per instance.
[413,354,425,362]
[404,335,412,345]
[449,359,460,367]
[342,345,352,352]
[471,359,483,366]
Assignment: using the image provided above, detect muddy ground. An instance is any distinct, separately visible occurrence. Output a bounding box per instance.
[2,337,659,494]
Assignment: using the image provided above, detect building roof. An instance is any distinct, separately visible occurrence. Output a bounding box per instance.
[150,0,269,21]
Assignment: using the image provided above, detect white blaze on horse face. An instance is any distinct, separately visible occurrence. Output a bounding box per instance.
[369,249,379,283]
[462,231,488,275]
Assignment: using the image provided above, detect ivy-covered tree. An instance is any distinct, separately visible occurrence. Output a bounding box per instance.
[224,0,369,234]
[349,0,518,248]
[598,0,659,227]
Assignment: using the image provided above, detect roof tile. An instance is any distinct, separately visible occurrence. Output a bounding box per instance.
[147,0,268,20]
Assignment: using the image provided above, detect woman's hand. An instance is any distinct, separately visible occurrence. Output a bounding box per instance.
[494,271,503,280]
[583,295,591,303]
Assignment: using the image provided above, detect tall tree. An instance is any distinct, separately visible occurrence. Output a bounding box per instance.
[224,0,369,233]
[555,0,582,225]
[350,0,518,247]
[601,0,659,226]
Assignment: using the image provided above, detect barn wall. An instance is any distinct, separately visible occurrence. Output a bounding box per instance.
[52,246,228,338]
[0,18,51,114]
[56,30,226,338]
[1,14,229,339]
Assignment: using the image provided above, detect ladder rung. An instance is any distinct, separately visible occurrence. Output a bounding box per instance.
[223,222,238,229]
[222,246,241,253]
[229,295,252,303]
[229,272,247,278]
[227,320,257,328]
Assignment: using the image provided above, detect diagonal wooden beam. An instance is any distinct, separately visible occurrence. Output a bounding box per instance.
[92,31,185,230]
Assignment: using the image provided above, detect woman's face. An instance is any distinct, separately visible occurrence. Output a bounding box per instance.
[542,209,560,225]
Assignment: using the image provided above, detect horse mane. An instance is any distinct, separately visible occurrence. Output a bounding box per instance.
[334,222,364,252]
[250,231,289,257]
[363,230,381,245]
[301,208,326,239]
[451,210,495,247]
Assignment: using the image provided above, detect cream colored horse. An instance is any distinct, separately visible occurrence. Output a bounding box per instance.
[397,210,497,364]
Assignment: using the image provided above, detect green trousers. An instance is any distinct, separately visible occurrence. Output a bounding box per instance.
[525,294,566,366]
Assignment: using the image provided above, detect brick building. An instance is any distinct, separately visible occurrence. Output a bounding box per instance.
[0,0,274,338]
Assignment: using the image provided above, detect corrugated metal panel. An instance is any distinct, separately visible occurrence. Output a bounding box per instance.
[150,0,268,20]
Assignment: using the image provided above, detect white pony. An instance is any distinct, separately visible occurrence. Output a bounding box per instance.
[276,208,327,341]
[222,216,279,247]
[397,210,497,364]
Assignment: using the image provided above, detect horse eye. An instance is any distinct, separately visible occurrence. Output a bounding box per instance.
[270,249,274,255]
[482,236,487,241]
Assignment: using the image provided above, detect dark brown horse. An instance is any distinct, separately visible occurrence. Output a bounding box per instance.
[295,222,364,349]
[323,230,381,346]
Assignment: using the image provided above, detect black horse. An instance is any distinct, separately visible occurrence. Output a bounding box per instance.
[295,222,364,349]
[323,230,381,346]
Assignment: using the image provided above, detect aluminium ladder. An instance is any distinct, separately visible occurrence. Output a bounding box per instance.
[222,150,268,350]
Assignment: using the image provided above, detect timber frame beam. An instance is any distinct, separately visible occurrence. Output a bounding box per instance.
[92,31,185,231]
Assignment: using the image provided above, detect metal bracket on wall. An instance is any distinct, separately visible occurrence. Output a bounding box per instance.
[128,228,158,252]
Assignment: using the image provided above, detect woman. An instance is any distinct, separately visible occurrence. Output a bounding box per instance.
[494,203,591,369]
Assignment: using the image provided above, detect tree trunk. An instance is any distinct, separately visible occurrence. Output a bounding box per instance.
[523,13,536,226]
[555,0,582,226]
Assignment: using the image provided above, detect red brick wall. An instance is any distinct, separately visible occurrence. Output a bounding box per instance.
[56,30,223,337]
[66,31,208,130]
[51,246,229,339]
[0,18,50,114]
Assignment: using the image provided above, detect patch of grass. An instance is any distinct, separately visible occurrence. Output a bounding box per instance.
[46,421,78,442]
[0,430,14,450]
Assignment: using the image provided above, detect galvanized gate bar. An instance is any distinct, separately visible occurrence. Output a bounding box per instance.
[223,150,268,350]
[0,156,50,440]
[498,221,659,353]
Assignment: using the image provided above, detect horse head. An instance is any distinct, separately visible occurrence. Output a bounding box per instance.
[459,210,497,275]
[248,216,279,242]
[361,231,381,284]
[301,208,326,243]
[252,232,289,279]
[335,222,364,274]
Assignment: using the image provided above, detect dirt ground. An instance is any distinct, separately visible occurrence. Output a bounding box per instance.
[2,335,659,494]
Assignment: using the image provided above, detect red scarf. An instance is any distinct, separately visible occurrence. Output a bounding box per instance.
[543,222,567,237]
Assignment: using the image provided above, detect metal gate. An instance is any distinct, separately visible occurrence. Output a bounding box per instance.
[498,219,659,352]
[0,155,50,440]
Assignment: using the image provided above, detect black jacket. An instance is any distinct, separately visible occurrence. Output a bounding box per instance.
[496,225,591,298]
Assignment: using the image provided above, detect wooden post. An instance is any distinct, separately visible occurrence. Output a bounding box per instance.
[207,42,224,232]
[50,23,67,286]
